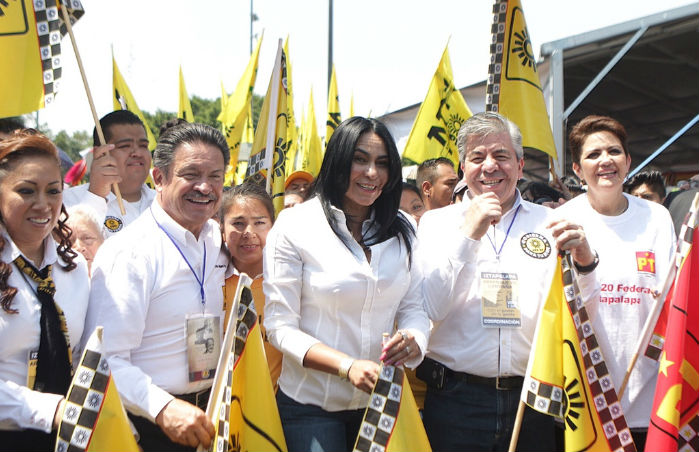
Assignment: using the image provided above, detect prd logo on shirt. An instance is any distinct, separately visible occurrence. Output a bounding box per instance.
[104,216,123,233]
[636,251,656,274]
[520,232,551,259]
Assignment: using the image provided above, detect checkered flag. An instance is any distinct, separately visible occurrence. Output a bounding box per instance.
[55,327,138,452]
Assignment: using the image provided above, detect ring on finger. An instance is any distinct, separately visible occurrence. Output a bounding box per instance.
[400,331,407,341]
[405,345,411,355]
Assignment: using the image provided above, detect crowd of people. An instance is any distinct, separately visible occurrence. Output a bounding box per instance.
[0,110,694,452]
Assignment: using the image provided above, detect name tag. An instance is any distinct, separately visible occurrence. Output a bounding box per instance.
[480,272,521,328]
[185,313,221,382]
[27,350,38,389]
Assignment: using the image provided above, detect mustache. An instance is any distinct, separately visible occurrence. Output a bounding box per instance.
[184,192,218,202]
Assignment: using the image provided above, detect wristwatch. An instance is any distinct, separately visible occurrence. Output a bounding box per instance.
[574,251,599,274]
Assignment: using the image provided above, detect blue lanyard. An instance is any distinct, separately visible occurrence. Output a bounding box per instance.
[485,204,521,260]
[150,208,207,307]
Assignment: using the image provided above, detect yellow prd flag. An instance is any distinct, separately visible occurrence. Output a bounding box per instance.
[486,0,556,159]
[219,35,263,178]
[219,80,228,122]
[0,0,84,117]
[326,65,341,145]
[294,89,323,178]
[284,37,298,174]
[401,44,472,169]
[112,55,157,149]
[55,327,138,452]
[350,92,355,118]
[232,103,254,186]
[245,40,289,216]
[178,65,195,122]
[521,254,636,452]
[206,274,287,452]
[353,364,431,452]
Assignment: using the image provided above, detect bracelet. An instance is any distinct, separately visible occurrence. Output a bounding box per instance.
[337,357,355,380]
[574,251,599,274]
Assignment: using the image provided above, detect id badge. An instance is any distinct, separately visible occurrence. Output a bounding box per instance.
[185,313,221,382]
[27,350,38,389]
[480,271,521,328]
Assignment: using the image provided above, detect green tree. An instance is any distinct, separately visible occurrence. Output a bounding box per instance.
[48,129,91,162]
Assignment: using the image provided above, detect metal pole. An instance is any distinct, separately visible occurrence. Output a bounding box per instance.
[249,0,253,55]
[328,0,333,92]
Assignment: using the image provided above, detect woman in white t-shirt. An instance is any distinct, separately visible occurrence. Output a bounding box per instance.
[0,130,90,451]
[557,115,676,450]
[264,117,429,452]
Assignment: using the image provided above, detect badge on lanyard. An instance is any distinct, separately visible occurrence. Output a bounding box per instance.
[480,271,521,328]
[185,313,221,382]
[27,350,38,389]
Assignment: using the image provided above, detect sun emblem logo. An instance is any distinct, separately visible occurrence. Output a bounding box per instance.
[511,27,536,72]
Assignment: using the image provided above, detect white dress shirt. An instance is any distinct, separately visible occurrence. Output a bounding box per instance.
[0,231,90,432]
[263,197,430,412]
[84,200,228,421]
[418,191,589,378]
[556,193,675,427]
[63,183,155,235]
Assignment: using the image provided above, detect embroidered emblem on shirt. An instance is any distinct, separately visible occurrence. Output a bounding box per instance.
[104,216,123,232]
[636,251,656,274]
[520,233,551,259]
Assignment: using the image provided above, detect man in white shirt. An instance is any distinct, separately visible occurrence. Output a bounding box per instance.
[63,110,155,235]
[84,123,229,451]
[417,112,596,451]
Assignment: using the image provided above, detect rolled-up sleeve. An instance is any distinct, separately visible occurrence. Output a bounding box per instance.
[263,215,321,367]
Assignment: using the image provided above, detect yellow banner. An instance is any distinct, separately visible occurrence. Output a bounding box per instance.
[326,65,341,144]
[402,44,472,169]
[486,0,556,159]
[178,65,194,122]
[112,56,157,149]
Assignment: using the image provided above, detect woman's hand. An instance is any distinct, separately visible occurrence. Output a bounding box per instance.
[53,397,66,430]
[380,330,420,366]
[347,360,380,393]
[548,219,596,268]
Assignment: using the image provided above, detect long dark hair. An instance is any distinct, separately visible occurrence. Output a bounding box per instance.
[0,131,77,313]
[312,116,414,261]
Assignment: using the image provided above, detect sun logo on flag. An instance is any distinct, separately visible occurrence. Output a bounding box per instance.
[446,113,465,143]
[563,376,585,431]
[511,27,537,72]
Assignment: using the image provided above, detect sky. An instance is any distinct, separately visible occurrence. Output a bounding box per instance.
[37,0,695,135]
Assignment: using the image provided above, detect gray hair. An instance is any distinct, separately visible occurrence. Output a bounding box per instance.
[153,123,230,176]
[66,204,108,239]
[457,112,523,162]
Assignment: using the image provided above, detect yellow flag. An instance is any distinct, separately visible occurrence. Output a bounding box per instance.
[522,254,636,452]
[402,45,472,169]
[207,274,287,452]
[245,41,289,216]
[0,0,84,117]
[219,80,228,120]
[55,327,139,452]
[353,364,431,452]
[219,35,263,177]
[326,65,341,144]
[284,37,298,172]
[291,89,323,178]
[112,56,157,149]
[178,65,195,122]
[486,0,556,159]
[350,93,355,118]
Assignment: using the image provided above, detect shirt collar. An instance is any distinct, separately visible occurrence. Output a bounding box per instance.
[151,198,215,247]
[328,202,378,238]
[0,227,59,269]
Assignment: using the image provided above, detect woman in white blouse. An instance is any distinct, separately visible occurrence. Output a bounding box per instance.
[264,117,430,452]
[0,131,90,451]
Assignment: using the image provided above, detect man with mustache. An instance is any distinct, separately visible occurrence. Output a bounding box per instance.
[63,110,155,235]
[416,112,596,451]
[83,123,229,451]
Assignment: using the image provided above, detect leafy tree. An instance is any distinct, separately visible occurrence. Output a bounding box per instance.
[47,129,91,162]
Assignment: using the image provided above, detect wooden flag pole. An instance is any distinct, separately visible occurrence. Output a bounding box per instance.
[59,3,126,215]
[508,400,526,452]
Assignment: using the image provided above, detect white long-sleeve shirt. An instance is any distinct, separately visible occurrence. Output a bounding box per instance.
[263,197,430,412]
[557,193,675,427]
[417,192,597,378]
[84,200,228,421]
[63,183,155,235]
[0,231,90,432]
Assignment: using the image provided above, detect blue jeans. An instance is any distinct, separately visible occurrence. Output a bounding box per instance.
[422,375,554,452]
[276,390,364,452]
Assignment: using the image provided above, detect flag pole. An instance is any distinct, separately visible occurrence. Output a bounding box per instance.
[508,400,525,452]
[59,3,126,215]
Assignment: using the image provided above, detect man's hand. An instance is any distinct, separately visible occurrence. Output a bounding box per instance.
[347,360,380,394]
[461,192,502,240]
[87,144,120,199]
[548,219,595,268]
[155,398,214,448]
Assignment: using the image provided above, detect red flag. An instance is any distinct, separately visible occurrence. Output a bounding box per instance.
[646,195,699,452]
